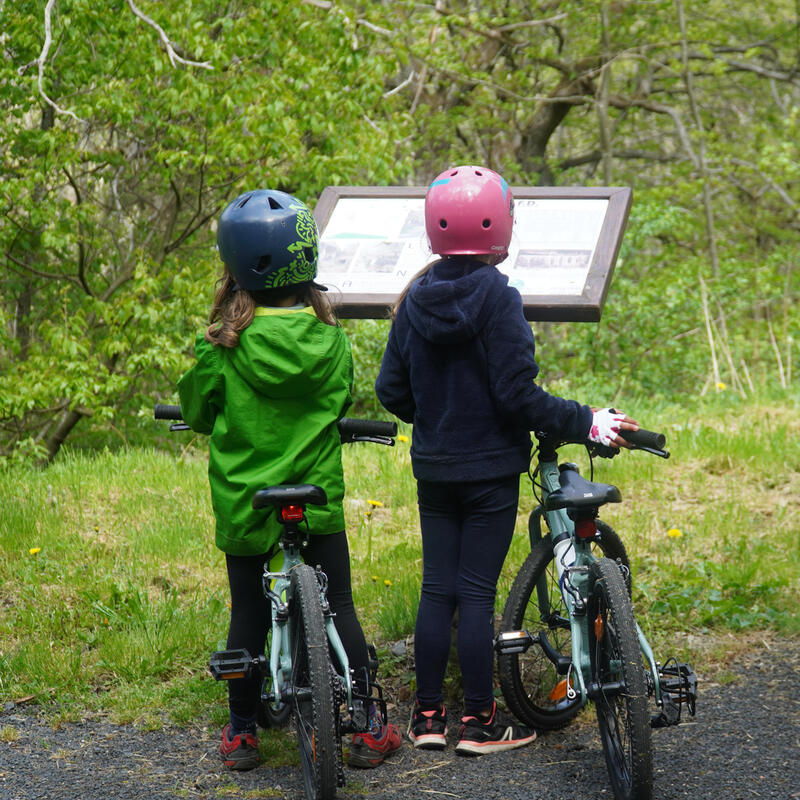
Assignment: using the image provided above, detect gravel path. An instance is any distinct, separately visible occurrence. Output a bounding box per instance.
[1,638,798,800]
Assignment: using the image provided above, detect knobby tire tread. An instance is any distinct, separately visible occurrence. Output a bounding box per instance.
[588,558,653,800]
[290,565,338,800]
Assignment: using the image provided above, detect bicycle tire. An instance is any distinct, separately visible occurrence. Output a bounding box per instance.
[588,558,653,800]
[498,521,629,731]
[289,565,338,800]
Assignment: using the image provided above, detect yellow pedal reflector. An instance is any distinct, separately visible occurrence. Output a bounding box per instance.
[220,671,246,680]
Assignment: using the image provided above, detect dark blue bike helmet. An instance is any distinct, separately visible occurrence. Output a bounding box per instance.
[217,189,320,291]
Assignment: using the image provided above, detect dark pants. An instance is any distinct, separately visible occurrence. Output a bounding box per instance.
[225,530,369,727]
[414,475,519,715]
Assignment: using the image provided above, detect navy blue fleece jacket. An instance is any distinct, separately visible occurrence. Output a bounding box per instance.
[375,258,593,482]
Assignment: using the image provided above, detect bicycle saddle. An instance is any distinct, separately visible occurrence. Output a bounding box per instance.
[544,468,621,511]
[252,484,328,510]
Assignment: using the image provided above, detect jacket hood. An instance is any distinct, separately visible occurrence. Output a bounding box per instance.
[228,309,347,399]
[404,259,506,344]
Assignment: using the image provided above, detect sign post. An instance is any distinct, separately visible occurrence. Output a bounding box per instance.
[313,186,631,321]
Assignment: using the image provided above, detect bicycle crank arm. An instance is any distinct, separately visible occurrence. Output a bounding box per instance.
[495,630,573,676]
[586,680,625,700]
[209,649,266,681]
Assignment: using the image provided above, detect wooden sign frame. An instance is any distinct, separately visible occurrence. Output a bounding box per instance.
[313,185,632,322]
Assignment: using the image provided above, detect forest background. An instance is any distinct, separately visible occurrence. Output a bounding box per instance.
[2,0,799,461]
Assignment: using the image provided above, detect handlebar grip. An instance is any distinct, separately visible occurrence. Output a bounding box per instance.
[154,404,183,420]
[624,428,666,450]
[337,418,398,438]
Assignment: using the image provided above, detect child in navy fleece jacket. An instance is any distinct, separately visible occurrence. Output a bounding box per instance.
[375,165,636,756]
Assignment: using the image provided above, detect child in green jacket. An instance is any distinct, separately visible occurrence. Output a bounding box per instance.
[178,189,400,771]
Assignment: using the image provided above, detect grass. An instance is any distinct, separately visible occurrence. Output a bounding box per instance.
[1,396,797,734]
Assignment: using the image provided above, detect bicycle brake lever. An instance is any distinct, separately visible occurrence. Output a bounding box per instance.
[634,445,670,459]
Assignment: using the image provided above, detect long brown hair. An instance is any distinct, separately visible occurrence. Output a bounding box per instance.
[205,268,339,347]
[390,260,440,319]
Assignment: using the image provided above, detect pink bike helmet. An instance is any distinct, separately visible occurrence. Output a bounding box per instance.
[424,165,514,257]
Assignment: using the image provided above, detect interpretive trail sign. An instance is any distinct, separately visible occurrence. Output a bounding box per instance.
[313,185,632,322]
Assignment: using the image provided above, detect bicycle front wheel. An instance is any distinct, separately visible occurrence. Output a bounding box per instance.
[588,558,652,800]
[498,523,629,731]
[289,565,338,800]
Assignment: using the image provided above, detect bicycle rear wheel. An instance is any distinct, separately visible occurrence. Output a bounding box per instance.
[498,521,628,730]
[289,565,338,800]
[588,558,652,800]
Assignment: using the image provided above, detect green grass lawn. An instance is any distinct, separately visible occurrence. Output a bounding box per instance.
[1,397,797,729]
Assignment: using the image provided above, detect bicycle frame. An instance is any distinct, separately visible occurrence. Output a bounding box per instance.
[262,527,356,718]
[536,449,665,708]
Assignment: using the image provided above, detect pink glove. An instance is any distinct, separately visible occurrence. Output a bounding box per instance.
[589,408,626,447]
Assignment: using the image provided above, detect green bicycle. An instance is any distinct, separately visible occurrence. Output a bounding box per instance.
[155,405,396,800]
[495,427,697,800]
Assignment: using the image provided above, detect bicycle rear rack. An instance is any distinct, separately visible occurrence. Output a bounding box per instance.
[651,660,697,728]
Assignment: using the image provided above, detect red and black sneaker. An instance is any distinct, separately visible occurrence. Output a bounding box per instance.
[219,723,259,771]
[407,704,448,750]
[454,702,536,756]
[348,719,402,768]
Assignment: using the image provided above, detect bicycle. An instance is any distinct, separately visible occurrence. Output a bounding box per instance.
[494,426,697,800]
[154,404,396,800]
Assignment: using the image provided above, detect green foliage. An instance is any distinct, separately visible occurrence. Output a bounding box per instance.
[2,0,799,459]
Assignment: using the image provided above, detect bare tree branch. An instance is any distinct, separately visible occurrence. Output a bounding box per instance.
[126,0,212,70]
[37,0,82,123]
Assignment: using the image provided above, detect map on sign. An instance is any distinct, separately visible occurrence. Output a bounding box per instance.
[313,186,631,321]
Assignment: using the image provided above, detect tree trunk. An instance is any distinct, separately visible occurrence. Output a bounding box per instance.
[44,406,93,462]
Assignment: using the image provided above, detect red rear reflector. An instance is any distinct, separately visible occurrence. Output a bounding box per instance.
[575,518,597,539]
[282,505,304,522]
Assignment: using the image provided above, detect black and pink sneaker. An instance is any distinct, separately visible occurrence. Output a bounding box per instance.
[455,702,536,756]
[407,704,448,750]
[219,723,259,770]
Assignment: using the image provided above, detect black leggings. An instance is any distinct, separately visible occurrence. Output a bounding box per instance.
[226,531,369,723]
[414,475,519,714]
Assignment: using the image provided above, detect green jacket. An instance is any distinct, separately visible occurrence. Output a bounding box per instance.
[177,306,353,556]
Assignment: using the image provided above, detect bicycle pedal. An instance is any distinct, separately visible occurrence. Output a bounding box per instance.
[209,648,258,681]
[652,660,698,727]
[495,629,537,655]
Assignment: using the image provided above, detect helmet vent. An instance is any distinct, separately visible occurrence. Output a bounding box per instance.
[475,169,483,176]
[439,219,448,229]
[482,218,491,228]
[255,255,271,274]
[268,196,282,210]
[238,195,252,209]
[303,246,314,264]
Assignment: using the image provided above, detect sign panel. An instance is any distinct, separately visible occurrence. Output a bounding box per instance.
[313,186,631,321]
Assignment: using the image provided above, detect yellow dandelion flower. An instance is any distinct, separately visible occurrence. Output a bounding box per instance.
[667,528,683,538]
[371,575,379,582]
[367,500,384,508]
[384,579,392,587]
[29,547,41,556]
[397,434,409,443]
[715,382,726,392]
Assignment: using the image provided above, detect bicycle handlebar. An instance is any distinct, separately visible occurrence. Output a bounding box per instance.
[154,403,182,420]
[536,426,669,459]
[620,427,666,451]
[154,404,397,443]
